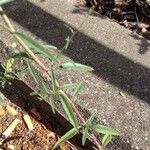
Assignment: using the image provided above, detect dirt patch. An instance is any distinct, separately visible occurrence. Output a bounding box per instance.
[0,92,72,150]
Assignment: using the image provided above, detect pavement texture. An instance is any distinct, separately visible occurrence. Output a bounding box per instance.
[0,0,150,149]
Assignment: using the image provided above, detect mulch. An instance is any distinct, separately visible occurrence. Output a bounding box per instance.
[85,0,150,39]
[0,94,72,150]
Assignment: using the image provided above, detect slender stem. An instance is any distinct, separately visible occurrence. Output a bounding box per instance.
[54,6,93,65]
[0,7,48,72]
[0,6,101,150]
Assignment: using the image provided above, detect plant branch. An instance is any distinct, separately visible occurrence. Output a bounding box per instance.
[0,7,48,72]
[0,6,101,150]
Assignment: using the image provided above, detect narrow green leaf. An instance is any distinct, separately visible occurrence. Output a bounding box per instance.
[30,91,38,96]
[64,36,71,50]
[44,44,57,50]
[60,62,94,72]
[6,58,14,71]
[51,69,57,91]
[59,82,79,90]
[12,52,31,59]
[49,95,55,114]
[0,0,13,5]
[27,61,39,84]
[41,80,50,94]
[73,81,84,98]
[59,94,78,129]
[64,24,74,34]
[5,73,14,79]
[40,79,55,113]
[82,127,89,146]
[102,134,113,148]
[13,32,56,62]
[91,124,120,135]
[52,127,79,150]
[85,112,97,126]
[0,92,6,106]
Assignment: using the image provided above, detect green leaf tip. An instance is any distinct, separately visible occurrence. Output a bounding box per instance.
[60,62,94,72]
[13,32,56,62]
[52,127,79,150]
[92,124,120,136]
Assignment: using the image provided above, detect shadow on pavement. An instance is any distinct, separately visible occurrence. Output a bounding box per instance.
[0,39,136,149]
[72,3,150,55]
[130,34,150,54]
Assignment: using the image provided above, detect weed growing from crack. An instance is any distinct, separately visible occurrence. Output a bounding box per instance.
[0,1,120,149]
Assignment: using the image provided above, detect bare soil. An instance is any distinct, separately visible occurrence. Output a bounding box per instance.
[0,91,72,150]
